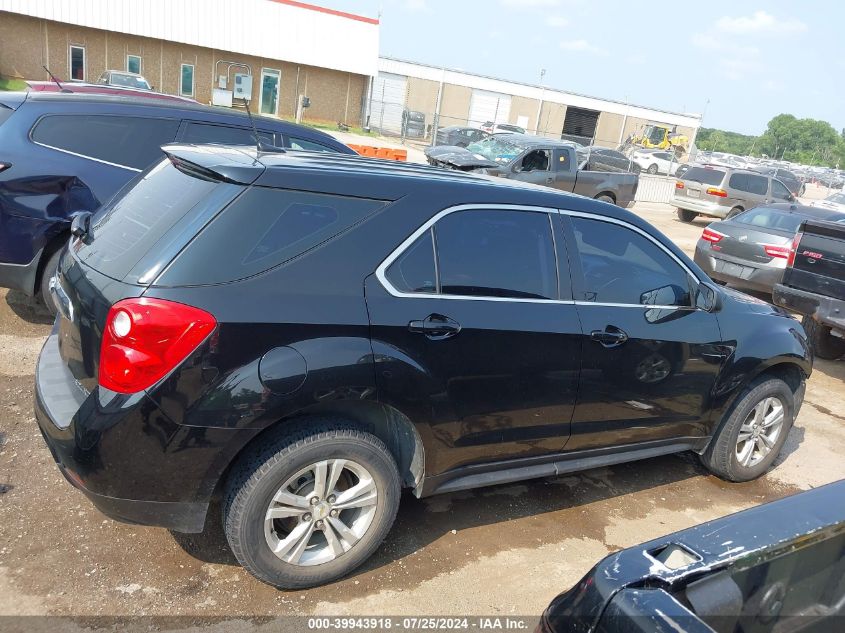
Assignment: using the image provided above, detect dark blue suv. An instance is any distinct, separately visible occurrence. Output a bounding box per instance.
[0,91,354,313]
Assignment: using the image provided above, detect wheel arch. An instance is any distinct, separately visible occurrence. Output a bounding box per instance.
[212,400,426,503]
[34,229,70,296]
[594,191,616,204]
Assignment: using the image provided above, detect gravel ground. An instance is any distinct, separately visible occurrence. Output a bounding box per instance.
[1,192,844,623]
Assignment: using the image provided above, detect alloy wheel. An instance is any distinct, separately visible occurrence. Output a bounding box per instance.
[735,396,785,468]
[264,459,378,566]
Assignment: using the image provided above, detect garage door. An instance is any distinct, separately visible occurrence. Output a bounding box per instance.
[468,90,511,128]
[370,73,407,135]
[561,107,600,144]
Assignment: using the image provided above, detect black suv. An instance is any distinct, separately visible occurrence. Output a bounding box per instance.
[36,145,811,589]
[0,92,353,312]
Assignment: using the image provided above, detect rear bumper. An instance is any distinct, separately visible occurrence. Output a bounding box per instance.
[694,243,784,293]
[773,284,845,331]
[672,194,729,218]
[34,331,251,533]
[0,250,41,295]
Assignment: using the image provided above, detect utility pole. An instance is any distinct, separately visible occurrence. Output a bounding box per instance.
[535,68,546,136]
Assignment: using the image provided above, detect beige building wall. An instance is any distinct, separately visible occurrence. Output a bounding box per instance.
[438,84,471,127]
[538,102,566,138]
[0,11,368,125]
[508,95,540,131]
[405,76,438,116]
[594,111,625,147]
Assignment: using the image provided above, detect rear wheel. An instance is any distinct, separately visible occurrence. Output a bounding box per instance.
[223,419,401,589]
[726,206,744,220]
[701,376,796,482]
[647,164,659,175]
[677,208,698,223]
[594,194,615,205]
[802,316,845,360]
[38,248,63,318]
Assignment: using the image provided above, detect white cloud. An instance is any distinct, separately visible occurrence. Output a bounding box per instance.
[715,10,807,35]
[546,15,569,28]
[404,0,429,11]
[500,0,560,7]
[559,39,607,56]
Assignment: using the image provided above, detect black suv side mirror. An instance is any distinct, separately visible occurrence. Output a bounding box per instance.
[696,281,722,312]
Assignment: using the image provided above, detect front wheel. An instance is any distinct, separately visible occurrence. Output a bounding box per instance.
[677,208,698,223]
[223,420,401,589]
[647,164,659,175]
[802,316,845,360]
[701,376,796,482]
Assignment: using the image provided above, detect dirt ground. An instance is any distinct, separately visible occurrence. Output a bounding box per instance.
[1,195,844,622]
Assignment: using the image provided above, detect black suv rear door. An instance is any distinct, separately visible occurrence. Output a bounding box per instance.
[560,213,723,450]
[365,205,582,476]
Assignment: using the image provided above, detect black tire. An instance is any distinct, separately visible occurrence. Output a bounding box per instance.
[647,164,659,175]
[38,248,63,317]
[726,206,744,220]
[701,376,796,482]
[223,419,401,589]
[594,194,614,205]
[802,316,845,360]
[677,208,698,223]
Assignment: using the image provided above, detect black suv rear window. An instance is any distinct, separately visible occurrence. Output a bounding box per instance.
[683,167,725,187]
[157,187,387,285]
[734,208,804,233]
[31,114,180,170]
[76,161,225,279]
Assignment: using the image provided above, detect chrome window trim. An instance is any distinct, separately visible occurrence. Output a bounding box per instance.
[375,204,703,308]
[30,141,142,172]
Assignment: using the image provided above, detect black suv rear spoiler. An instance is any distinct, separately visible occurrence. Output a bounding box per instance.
[161,144,266,185]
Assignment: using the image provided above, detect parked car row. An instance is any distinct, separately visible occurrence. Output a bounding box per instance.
[0,91,355,314]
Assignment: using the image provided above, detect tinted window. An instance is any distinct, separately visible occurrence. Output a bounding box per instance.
[746,174,768,195]
[77,161,221,278]
[0,105,13,127]
[435,210,557,300]
[288,137,336,153]
[771,180,793,200]
[572,218,691,306]
[734,208,804,233]
[385,229,437,294]
[683,167,726,187]
[162,188,386,285]
[31,115,179,170]
[181,122,274,146]
[729,173,749,192]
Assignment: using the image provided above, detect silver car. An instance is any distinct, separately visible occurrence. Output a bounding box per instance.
[674,165,794,222]
[693,203,845,293]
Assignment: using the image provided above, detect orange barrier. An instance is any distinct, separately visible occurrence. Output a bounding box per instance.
[348,144,407,162]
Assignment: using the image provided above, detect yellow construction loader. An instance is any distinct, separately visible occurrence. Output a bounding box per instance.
[623,124,689,158]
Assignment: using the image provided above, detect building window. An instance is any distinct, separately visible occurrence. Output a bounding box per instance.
[69,45,85,81]
[126,54,142,74]
[180,64,194,97]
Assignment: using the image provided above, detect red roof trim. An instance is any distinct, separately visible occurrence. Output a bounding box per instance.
[268,0,379,24]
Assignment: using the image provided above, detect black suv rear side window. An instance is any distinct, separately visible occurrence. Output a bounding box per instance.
[159,188,386,285]
[181,122,274,146]
[434,209,557,300]
[385,229,437,294]
[31,115,179,170]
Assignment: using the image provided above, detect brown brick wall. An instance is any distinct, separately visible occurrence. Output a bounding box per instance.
[0,12,368,125]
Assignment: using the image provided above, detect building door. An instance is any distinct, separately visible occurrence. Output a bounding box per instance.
[468,90,511,128]
[259,69,281,116]
[370,73,407,135]
[561,107,600,145]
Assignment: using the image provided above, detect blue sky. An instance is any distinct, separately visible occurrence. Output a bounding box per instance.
[321,0,843,135]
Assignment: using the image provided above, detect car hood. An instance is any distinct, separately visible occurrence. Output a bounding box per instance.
[424,145,501,170]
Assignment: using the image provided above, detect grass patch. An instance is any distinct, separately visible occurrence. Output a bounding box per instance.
[279,115,371,137]
[0,76,27,91]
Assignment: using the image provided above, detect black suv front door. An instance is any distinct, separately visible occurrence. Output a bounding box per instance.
[365,205,583,476]
[560,213,724,451]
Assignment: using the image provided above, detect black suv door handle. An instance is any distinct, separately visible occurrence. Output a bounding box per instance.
[590,326,629,348]
[409,314,461,340]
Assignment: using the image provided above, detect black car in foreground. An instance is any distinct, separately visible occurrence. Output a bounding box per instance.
[540,479,845,633]
[37,145,811,589]
[0,91,354,314]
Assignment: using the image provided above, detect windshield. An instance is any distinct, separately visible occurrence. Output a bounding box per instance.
[646,127,665,143]
[110,73,151,90]
[466,136,526,163]
[734,208,804,233]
